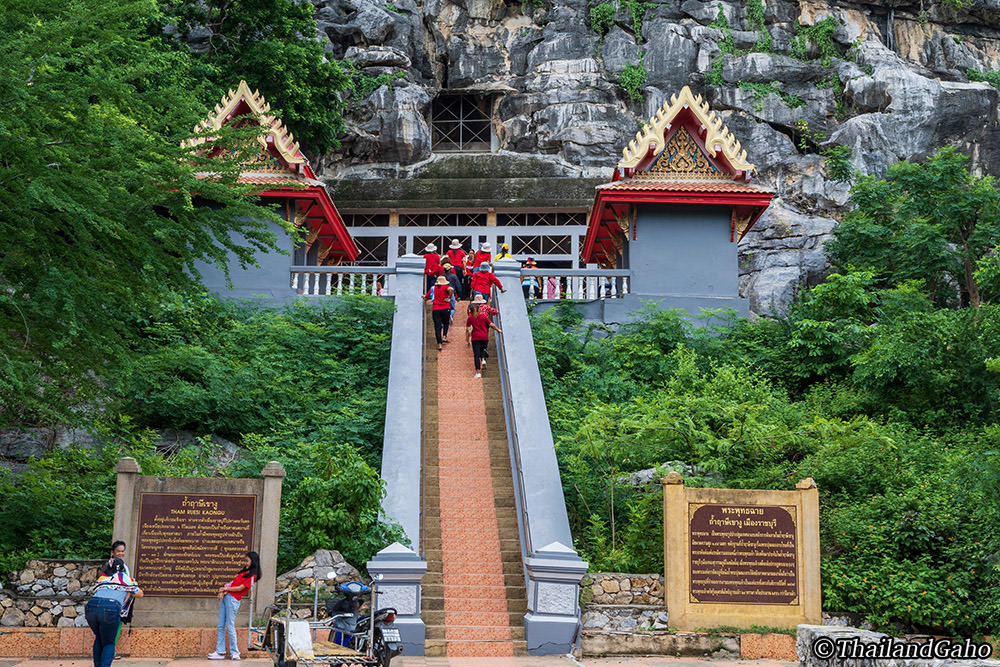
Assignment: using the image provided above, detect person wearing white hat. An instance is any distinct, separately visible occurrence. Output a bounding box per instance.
[424,275,454,350]
[423,243,441,292]
[445,240,467,299]
[472,242,492,269]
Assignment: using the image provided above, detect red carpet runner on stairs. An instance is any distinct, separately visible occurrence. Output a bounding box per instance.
[435,306,514,657]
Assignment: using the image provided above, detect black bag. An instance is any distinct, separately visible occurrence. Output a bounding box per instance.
[122,600,135,624]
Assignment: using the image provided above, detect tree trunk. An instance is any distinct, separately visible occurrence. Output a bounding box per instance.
[964,245,982,308]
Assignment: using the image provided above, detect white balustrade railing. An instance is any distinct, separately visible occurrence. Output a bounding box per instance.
[519,269,631,301]
[290,266,393,296]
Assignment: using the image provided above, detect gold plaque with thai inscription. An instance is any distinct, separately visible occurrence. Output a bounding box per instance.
[134,492,257,597]
[688,503,797,605]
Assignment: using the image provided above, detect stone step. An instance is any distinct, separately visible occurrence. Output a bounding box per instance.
[421,583,527,599]
[422,571,525,587]
[423,639,528,657]
[423,624,526,642]
[422,609,526,627]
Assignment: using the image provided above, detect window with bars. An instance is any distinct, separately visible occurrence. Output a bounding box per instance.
[344,213,389,227]
[431,94,493,152]
[399,212,487,227]
[496,212,587,226]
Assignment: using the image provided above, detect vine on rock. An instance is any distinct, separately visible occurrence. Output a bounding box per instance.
[791,16,840,67]
[738,81,804,112]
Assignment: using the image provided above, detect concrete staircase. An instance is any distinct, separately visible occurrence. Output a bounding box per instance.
[421,305,528,657]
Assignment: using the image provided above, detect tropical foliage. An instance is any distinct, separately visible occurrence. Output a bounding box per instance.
[532,148,1000,635]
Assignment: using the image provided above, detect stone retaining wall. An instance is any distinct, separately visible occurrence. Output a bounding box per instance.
[1,549,360,628]
[1,560,104,628]
[582,573,663,606]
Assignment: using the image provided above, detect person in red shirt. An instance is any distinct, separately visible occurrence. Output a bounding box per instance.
[467,302,502,378]
[472,242,492,268]
[424,275,455,350]
[445,239,467,299]
[469,263,505,301]
[423,243,441,293]
[208,552,261,660]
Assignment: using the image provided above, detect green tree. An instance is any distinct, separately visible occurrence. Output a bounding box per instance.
[163,0,351,152]
[826,147,1000,308]
[0,0,287,425]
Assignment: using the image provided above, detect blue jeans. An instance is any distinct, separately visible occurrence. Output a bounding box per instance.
[216,594,241,655]
[85,597,121,667]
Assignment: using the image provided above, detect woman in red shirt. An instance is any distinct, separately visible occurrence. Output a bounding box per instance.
[466,302,502,378]
[425,275,455,351]
[208,552,261,661]
[445,239,466,298]
[472,242,492,268]
[423,243,441,293]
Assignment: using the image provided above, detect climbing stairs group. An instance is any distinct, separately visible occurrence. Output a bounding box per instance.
[421,306,528,656]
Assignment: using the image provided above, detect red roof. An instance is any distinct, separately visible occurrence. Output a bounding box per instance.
[597,180,769,194]
[188,82,357,263]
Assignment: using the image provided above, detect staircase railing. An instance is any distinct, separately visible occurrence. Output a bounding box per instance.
[520,268,632,301]
[289,265,393,296]
[489,259,589,655]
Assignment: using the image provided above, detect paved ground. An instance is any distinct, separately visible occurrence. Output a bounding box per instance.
[0,658,796,667]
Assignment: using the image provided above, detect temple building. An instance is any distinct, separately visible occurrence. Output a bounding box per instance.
[186,81,358,300]
[582,86,774,319]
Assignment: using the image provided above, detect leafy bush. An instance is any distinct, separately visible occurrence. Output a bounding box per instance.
[120,294,393,464]
[589,2,616,37]
[532,268,1000,633]
[620,62,647,104]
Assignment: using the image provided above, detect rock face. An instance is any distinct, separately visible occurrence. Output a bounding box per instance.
[306,0,1000,313]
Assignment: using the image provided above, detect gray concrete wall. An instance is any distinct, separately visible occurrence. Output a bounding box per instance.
[376,255,428,655]
[192,220,298,303]
[628,204,738,299]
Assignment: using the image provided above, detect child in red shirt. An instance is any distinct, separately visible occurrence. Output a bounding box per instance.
[466,302,502,378]
[470,264,505,301]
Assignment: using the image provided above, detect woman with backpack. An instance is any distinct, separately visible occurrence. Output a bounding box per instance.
[208,552,261,661]
[85,557,142,667]
[424,275,455,351]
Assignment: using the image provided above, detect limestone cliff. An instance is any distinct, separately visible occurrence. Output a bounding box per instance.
[310,0,1000,313]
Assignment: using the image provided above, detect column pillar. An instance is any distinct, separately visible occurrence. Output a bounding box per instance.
[367,543,428,656]
[523,542,589,654]
[113,457,141,573]
[259,461,286,614]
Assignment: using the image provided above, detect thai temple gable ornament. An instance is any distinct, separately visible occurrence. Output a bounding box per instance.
[183,80,304,166]
[185,80,358,265]
[618,86,755,180]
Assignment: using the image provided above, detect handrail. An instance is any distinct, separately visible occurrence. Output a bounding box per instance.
[520,268,632,300]
[491,289,533,562]
[289,265,394,274]
[519,268,631,277]
[290,266,393,296]
[418,297,426,560]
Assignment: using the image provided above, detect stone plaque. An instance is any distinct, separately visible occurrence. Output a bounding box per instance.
[134,492,256,597]
[661,475,820,630]
[688,504,797,604]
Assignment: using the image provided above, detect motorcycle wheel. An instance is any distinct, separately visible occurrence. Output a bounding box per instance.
[373,629,391,667]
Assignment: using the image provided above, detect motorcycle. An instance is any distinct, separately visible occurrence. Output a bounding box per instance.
[323,578,402,667]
